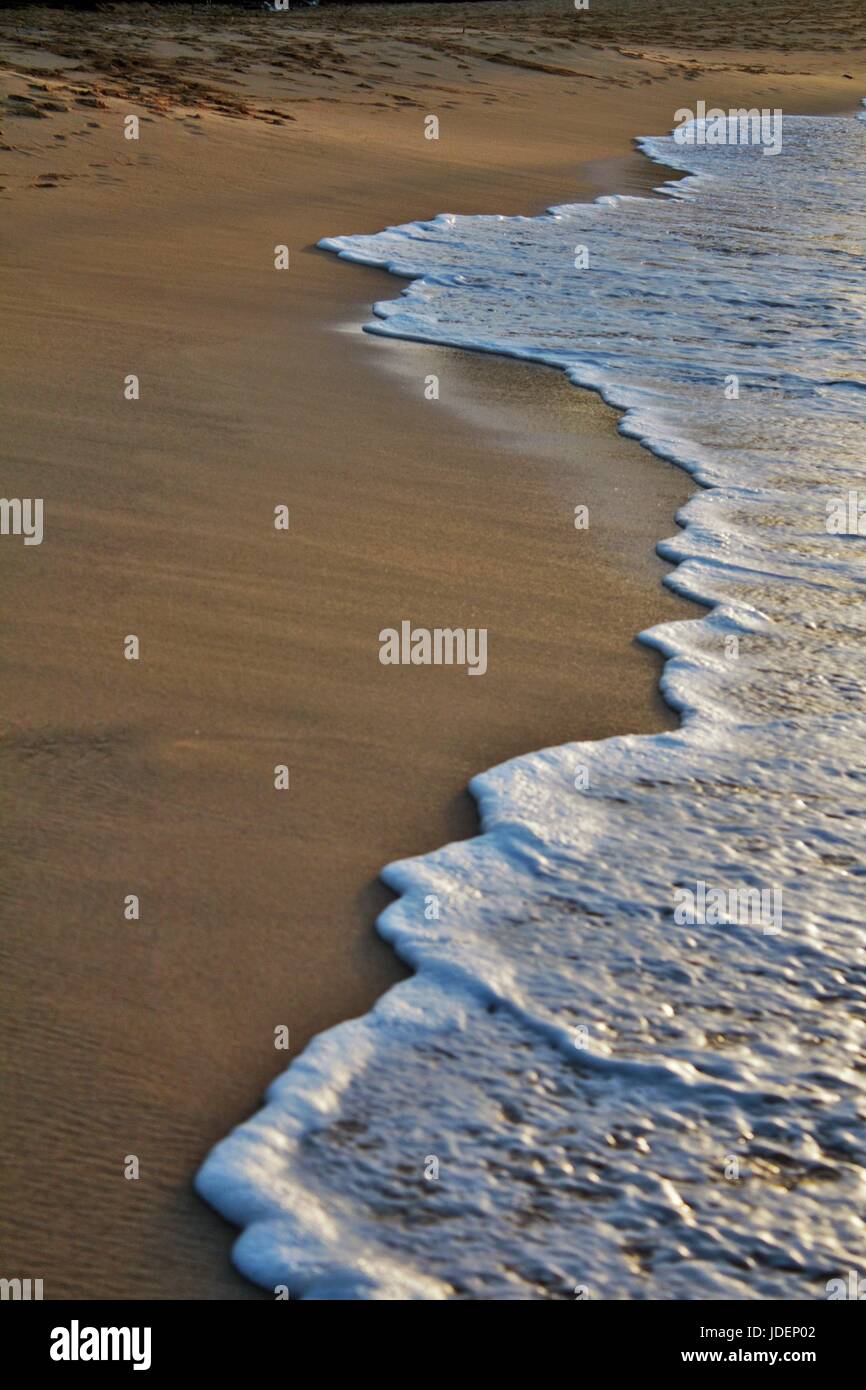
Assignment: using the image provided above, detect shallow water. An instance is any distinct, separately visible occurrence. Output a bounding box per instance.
[197,109,866,1299]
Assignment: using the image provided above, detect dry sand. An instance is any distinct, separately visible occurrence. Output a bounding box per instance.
[1,0,864,1298]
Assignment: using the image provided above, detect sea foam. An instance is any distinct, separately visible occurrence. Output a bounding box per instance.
[197,109,866,1299]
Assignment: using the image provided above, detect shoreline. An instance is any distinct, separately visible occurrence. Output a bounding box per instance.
[2,1,865,1299]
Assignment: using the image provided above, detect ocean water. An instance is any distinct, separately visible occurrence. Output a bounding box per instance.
[197,110,866,1299]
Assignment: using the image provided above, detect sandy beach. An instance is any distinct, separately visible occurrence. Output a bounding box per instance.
[1,0,865,1299]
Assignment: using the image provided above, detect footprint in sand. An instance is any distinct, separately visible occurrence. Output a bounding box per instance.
[6,95,47,119]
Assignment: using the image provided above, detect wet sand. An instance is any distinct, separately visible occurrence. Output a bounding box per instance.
[1,1,864,1298]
